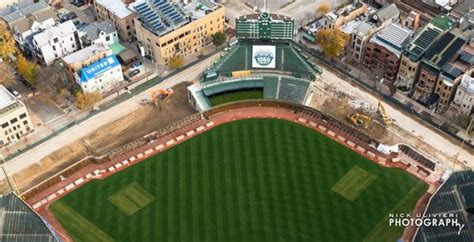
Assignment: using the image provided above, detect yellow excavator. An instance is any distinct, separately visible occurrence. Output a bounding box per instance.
[377,102,392,126]
[151,88,175,106]
[347,113,371,129]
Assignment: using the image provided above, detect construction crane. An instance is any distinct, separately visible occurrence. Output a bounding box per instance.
[377,102,392,126]
[151,88,175,106]
[347,113,371,129]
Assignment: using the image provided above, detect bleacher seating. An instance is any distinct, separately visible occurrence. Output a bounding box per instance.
[263,76,279,99]
[0,193,58,242]
[212,41,317,79]
[277,77,310,103]
[215,43,251,74]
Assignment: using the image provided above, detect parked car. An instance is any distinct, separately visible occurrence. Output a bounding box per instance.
[60,12,78,23]
[18,76,36,91]
[70,0,85,7]
[128,69,141,78]
[131,61,142,68]
[7,88,21,99]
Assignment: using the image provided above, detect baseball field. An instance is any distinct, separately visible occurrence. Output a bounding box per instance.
[50,119,427,242]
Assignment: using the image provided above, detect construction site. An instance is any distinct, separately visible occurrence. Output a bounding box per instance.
[307,64,473,172]
[1,83,194,193]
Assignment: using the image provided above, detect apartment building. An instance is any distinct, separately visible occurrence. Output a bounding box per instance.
[94,0,137,42]
[301,1,368,42]
[448,69,474,117]
[363,23,413,82]
[0,85,33,146]
[412,29,467,106]
[31,20,82,65]
[0,0,57,48]
[79,20,119,48]
[434,43,474,111]
[133,0,225,64]
[341,3,401,62]
[395,16,455,95]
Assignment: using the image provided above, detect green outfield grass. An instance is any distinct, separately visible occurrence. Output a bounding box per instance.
[50,119,427,242]
[208,90,263,106]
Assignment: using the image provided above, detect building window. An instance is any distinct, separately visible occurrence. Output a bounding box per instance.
[1,122,8,128]
[19,113,27,119]
[10,118,18,124]
[106,36,110,41]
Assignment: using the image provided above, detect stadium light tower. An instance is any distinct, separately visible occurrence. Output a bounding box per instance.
[452,117,473,170]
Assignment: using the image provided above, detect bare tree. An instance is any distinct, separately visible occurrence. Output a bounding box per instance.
[0,63,15,86]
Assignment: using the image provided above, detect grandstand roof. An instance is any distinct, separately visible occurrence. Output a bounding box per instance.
[414,170,474,242]
[0,193,59,242]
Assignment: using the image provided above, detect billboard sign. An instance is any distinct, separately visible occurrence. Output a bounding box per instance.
[252,45,276,68]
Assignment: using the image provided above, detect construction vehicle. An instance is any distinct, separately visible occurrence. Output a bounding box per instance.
[347,113,371,129]
[151,88,175,106]
[377,102,392,126]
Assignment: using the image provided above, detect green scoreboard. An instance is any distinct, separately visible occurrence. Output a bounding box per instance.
[236,12,295,40]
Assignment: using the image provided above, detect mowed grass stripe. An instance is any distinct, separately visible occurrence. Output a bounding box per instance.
[50,201,114,242]
[332,166,376,201]
[213,126,225,242]
[364,181,427,242]
[52,119,427,242]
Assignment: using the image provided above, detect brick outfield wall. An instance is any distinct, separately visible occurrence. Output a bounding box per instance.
[24,100,438,242]
[25,100,437,206]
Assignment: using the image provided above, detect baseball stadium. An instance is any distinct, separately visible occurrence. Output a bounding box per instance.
[2,11,473,242]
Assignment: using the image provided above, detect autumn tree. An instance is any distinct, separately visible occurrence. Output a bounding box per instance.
[212,32,227,47]
[0,22,17,59]
[17,55,37,85]
[169,56,184,69]
[0,63,15,86]
[316,28,348,58]
[317,3,330,15]
[74,92,102,110]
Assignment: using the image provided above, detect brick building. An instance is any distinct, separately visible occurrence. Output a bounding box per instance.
[363,23,412,82]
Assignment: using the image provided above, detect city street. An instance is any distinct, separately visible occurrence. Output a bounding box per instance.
[2,52,220,178]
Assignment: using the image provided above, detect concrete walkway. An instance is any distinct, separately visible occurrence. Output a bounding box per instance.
[2,53,219,178]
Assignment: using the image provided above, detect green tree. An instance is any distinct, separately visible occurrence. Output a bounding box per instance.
[169,56,184,69]
[74,92,102,110]
[316,28,348,58]
[17,55,36,85]
[212,32,227,47]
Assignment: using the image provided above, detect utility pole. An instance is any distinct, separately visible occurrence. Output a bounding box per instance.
[0,155,20,195]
